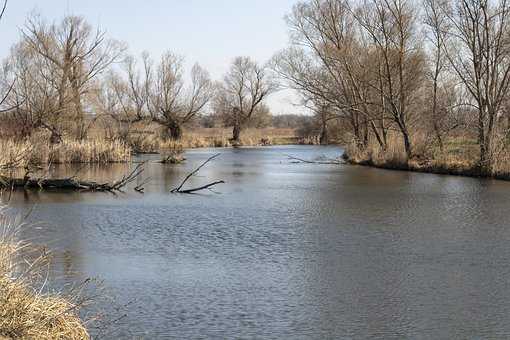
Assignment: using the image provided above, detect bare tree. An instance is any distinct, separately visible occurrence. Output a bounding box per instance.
[273,0,394,150]
[0,0,17,138]
[94,53,152,143]
[2,41,63,140]
[147,52,213,140]
[22,14,125,141]
[217,57,277,143]
[424,0,450,151]
[353,0,425,159]
[435,0,510,173]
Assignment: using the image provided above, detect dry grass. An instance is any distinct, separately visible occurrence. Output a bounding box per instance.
[1,127,301,167]
[0,138,131,167]
[344,132,510,179]
[0,208,90,340]
[127,127,300,153]
[345,134,408,168]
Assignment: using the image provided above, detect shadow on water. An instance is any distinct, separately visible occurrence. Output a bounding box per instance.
[5,145,510,339]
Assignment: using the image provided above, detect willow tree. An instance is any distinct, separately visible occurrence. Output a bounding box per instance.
[353,0,426,159]
[147,52,213,140]
[274,0,398,151]
[2,42,62,140]
[433,0,510,173]
[22,14,125,141]
[217,57,277,143]
[95,53,152,143]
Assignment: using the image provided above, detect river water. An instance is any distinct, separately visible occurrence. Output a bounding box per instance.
[6,145,510,339]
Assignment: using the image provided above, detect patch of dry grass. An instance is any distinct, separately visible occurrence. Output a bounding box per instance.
[0,138,131,167]
[345,131,510,179]
[345,134,408,168]
[0,208,90,340]
[127,127,300,153]
[47,140,131,164]
[1,127,302,167]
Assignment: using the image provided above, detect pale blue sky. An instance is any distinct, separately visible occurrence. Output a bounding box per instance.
[0,0,305,114]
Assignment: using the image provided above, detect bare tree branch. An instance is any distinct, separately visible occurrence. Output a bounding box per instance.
[0,0,7,22]
[171,153,225,194]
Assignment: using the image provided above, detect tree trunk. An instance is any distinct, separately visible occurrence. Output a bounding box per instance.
[232,122,242,143]
[434,126,444,153]
[402,130,413,160]
[478,108,490,175]
[49,130,62,145]
[319,120,329,145]
[166,122,183,140]
[370,121,386,150]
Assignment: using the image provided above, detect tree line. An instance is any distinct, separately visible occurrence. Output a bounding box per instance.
[272,0,510,174]
[2,0,509,174]
[0,11,279,146]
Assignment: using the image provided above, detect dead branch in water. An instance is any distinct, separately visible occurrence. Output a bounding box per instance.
[0,163,146,192]
[171,153,225,194]
[285,154,343,165]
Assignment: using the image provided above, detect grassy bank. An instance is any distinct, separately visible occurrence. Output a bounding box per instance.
[344,135,510,181]
[0,210,89,339]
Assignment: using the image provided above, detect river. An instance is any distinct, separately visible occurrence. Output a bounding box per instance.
[6,145,510,339]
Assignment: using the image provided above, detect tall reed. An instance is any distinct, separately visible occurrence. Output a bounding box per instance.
[0,207,90,339]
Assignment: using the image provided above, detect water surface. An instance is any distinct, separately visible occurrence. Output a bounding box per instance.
[7,146,510,339]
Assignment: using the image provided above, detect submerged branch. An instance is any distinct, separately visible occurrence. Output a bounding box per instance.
[175,180,226,194]
[285,154,343,165]
[0,163,146,193]
[171,153,225,194]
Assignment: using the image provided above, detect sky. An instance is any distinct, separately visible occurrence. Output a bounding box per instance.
[0,0,306,115]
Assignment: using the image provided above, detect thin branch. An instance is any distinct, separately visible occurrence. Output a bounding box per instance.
[171,153,225,194]
[176,181,226,194]
[0,0,7,22]
[285,154,343,165]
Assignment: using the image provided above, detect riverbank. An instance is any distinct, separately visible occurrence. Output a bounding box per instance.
[343,138,510,181]
[0,128,306,167]
[128,127,303,153]
[0,210,90,339]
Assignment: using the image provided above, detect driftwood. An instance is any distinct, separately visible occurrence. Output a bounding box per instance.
[0,163,145,192]
[285,154,343,165]
[171,153,225,194]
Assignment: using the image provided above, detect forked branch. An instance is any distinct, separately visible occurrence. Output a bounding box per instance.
[171,153,225,194]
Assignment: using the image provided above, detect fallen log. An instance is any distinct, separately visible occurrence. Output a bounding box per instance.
[0,163,145,192]
[171,153,225,194]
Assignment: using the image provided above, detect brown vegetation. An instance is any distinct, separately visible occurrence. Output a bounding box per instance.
[0,209,90,339]
[273,0,510,180]
[0,8,321,167]
[0,138,131,167]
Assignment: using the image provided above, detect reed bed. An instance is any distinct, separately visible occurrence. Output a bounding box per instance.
[0,208,90,340]
[0,138,131,167]
[1,127,300,167]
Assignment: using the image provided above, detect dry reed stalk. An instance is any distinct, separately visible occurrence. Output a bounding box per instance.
[0,208,90,340]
